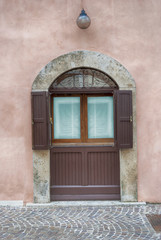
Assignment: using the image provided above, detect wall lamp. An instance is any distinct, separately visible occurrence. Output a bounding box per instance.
[76,9,91,29]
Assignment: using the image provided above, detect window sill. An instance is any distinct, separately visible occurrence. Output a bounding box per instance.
[52,142,115,147]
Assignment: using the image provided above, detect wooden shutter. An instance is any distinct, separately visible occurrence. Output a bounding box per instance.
[48,93,52,146]
[31,91,49,150]
[117,90,133,148]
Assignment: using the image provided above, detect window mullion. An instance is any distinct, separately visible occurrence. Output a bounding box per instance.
[81,95,84,143]
[82,94,87,143]
[84,94,88,143]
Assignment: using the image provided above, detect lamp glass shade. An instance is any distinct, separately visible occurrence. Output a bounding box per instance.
[76,9,91,29]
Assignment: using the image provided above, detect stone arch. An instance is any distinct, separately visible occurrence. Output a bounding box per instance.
[32,50,135,91]
[32,50,137,203]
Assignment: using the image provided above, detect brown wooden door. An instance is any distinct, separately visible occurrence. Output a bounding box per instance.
[50,146,120,201]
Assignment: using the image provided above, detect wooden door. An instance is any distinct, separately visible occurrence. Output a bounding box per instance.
[50,146,120,201]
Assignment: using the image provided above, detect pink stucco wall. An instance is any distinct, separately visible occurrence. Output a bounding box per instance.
[0,0,161,203]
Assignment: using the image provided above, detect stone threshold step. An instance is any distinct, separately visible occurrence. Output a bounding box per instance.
[26,201,146,207]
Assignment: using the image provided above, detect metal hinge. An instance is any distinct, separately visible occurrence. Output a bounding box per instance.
[130,116,133,122]
[50,117,53,125]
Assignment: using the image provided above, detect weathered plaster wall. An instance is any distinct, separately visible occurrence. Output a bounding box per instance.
[0,0,161,203]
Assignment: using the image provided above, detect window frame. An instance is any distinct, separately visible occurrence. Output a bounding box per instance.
[51,92,115,144]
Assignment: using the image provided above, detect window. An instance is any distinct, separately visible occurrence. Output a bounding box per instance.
[32,69,133,149]
[52,94,114,144]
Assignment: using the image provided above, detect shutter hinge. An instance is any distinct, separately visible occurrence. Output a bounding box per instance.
[114,140,118,147]
[50,117,53,125]
[130,116,133,122]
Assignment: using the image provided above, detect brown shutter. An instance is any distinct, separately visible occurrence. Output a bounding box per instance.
[31,91,49,150]
[117,90,133,148]
[48,93,52,146]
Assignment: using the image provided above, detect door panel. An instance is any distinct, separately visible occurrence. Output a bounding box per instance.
[50,146,120,201]
[51,151,83,186]
[87,151,120,185]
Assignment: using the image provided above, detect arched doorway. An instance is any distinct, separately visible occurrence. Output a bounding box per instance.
[32,51,137,203]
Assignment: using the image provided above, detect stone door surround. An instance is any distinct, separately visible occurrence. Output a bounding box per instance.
[32,50,137,203]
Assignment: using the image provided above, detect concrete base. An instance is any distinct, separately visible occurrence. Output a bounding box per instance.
[0,201,23,206]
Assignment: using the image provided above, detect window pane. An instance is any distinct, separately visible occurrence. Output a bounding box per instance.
[88,97,114,139]
[54,97,80,139]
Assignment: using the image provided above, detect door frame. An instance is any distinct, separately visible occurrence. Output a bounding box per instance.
[32,50,137,203]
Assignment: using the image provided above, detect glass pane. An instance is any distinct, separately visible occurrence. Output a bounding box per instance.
[54,97,80,139]
[88,97,114,139]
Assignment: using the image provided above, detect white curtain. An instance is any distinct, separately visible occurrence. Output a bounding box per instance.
[88,97,114,139]
[53,97,80,139]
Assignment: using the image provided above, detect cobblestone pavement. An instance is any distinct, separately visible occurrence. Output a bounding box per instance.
[0,204,161,240]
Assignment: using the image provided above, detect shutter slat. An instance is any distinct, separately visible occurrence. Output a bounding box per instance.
[117,90,133,148]
[31,91,49,150]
